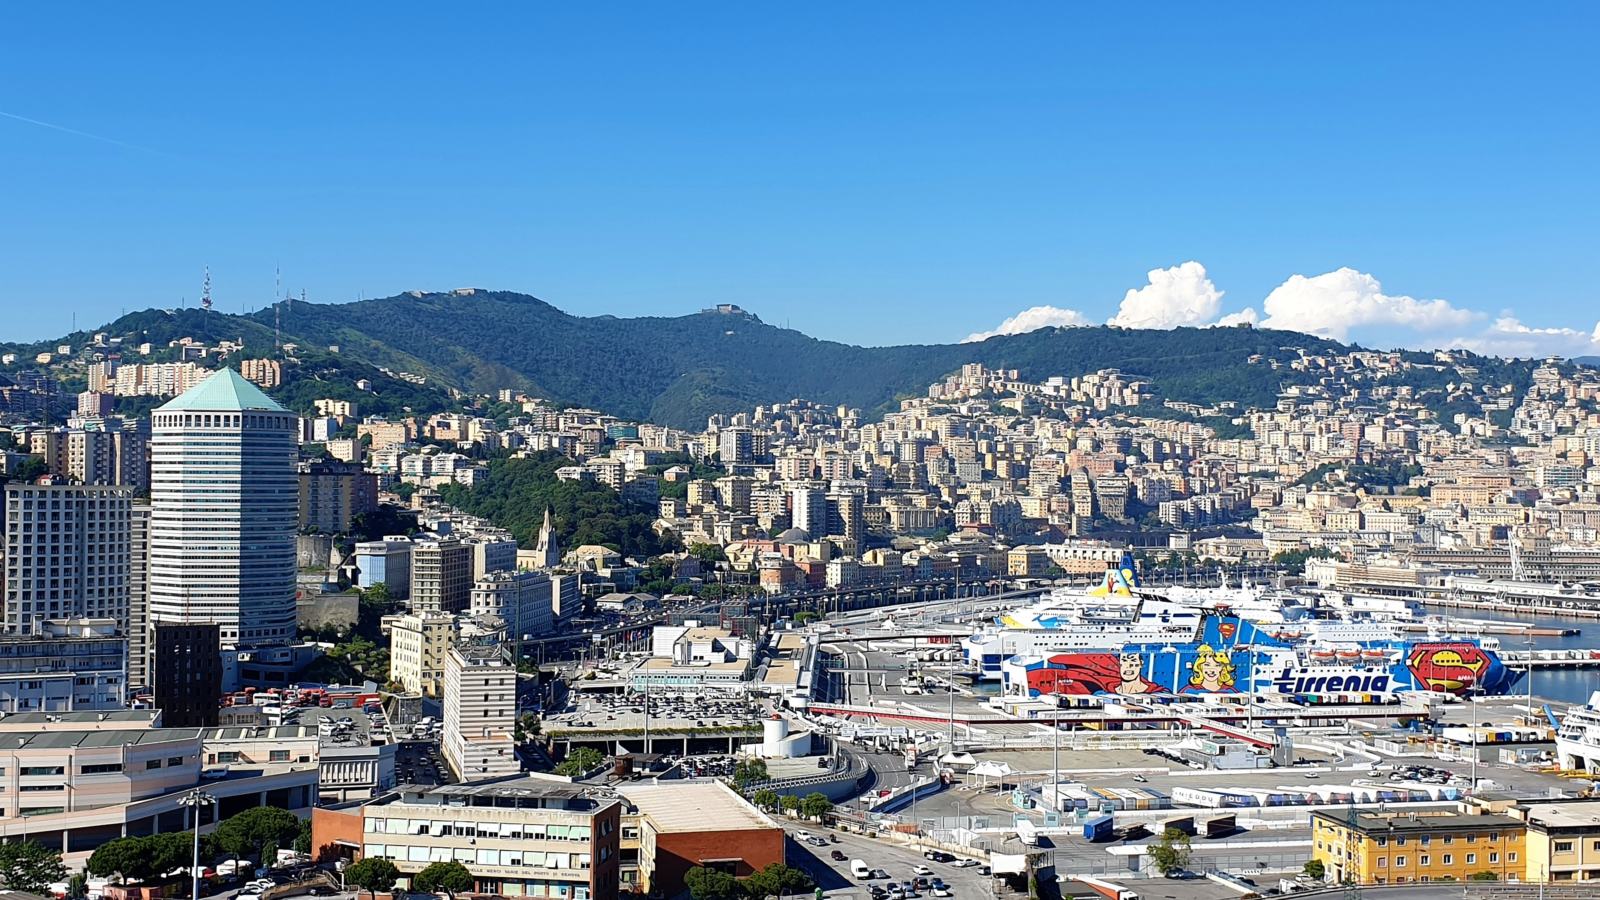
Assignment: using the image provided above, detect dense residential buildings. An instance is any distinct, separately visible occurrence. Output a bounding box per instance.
[148,369,300,649]
[410,535,474,614]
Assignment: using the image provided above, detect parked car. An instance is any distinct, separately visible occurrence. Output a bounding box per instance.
[831,850,849,862]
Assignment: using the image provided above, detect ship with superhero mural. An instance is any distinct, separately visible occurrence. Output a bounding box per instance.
[965,554,1523,701]
[998,613,1522,701]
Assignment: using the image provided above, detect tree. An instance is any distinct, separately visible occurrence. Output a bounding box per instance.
[0,840,67,893]
[744,863,814,900]
[732,758,769,789]
[85,834,188,884]
[1302,859,1325,881]
[213,807,303,872]
[1469,871,1499,882]
[554,746,604,777]
[683,866,742,900]
[67,872,89,900]
[751,789,780,812]
[294,817,314,855]
[798,792,832,821]
[413,861,474,900]
[345,857,400,900]
[1145,827,1192,877]
[793,611,818,625]
[779,795,800,815]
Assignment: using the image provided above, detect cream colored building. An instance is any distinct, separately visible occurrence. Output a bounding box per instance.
[442,644,519,781]
[388,612,456,697]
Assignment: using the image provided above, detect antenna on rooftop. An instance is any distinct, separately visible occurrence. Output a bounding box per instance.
[201,267,213,311]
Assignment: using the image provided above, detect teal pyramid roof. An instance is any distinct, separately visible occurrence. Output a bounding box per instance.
[158,367,288,413]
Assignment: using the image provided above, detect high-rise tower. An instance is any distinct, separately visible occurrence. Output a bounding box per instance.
[148,369,298,648]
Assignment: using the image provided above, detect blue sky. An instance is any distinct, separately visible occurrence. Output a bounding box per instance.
[2,4,1597,355]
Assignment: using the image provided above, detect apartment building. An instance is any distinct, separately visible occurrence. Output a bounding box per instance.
[316,779,621,900]
[297,458,378,533]
[411,537,473,614]
[1312,808,1525,885]
[387,612,456,697]
[471,570,554,640]
[3,482,132,636]
[442,644,519,781]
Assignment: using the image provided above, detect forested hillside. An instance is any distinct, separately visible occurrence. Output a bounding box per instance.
[3,289,1560,430]
[436,451,673,558]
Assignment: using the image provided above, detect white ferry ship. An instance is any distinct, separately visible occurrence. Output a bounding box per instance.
[1555,691,1600,774]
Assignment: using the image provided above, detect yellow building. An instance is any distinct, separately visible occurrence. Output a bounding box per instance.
[1513,799,1600,883]
[1311,808,1524,885]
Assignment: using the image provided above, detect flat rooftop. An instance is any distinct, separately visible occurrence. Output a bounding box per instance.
[0,727,204,750]
[1521,800,1600,830]
[374,777,615,811]
[620,781,777,834]
[1314,809,1522,835]
[0,710,160,731]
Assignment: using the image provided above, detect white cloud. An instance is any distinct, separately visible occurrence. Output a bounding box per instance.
[1215,307,1259,327]
[1259,267,1480,340]
[1107,261,1223,329]
[963,305,1092,342]
[1449,316,1600,359]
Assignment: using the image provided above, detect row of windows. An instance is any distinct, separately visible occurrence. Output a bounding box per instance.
[365,819,594,841]
[1373,851,1510,867]
[363,844,592,871]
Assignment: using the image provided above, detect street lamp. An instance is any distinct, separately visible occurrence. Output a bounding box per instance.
[180,788,217,900]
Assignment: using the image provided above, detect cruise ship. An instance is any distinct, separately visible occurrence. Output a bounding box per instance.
[1555,691,1600,774]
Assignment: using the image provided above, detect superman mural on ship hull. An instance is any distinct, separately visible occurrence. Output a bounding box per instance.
[1011,619,1521,699]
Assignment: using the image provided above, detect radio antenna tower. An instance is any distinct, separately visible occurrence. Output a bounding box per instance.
[274,266,283,350]
[201,267,213,311]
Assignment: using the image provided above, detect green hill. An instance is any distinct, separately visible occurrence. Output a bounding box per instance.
[3,289,1560,429]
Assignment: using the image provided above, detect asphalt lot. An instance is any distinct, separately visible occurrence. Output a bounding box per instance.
[784,824,991,900]
[395,739,449,785]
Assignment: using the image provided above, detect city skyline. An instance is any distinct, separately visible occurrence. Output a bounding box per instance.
[2,5,1598,353]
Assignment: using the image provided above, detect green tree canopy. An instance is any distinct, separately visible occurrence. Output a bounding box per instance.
[683,866,743,900]
[0,840,67,893]
[732,758,769,789]
[798,793,832,821]
[743,863,814,900]
[554,746,605,777]
[1145,827,1192,877]
[213,807,304,869]
[413,860,474,899]
[345,857,400,900]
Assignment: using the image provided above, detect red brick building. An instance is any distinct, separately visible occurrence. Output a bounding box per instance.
[620,781,785,897]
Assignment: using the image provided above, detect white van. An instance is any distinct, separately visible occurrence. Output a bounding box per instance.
[851,860,870,880]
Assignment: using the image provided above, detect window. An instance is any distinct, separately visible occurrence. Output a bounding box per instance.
[1420,856,1430,866]
[20,766,63,776]
[1444,836,1454,845]
[1377,858,1387,868]
[146,759,162,770]
[81,763,123,775]
[1555,841,1573,853]
[269,750,290,762]
[216,752,241,764]
[1509,852,1518,863]
[1466,853,1477,865]
[1396,837,1407,846]
[168,756,185,767]
[1395,857,1406,868]
[1489,852,1499,863]
[1443,855,1453,865]
[1377,837,1388,847]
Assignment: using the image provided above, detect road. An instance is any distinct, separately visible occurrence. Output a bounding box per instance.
[782,823,991,899]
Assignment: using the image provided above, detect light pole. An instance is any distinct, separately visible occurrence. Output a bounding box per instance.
[181,788,217,900]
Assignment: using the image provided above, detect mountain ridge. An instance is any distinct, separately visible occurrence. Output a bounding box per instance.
[0,289,1554,429]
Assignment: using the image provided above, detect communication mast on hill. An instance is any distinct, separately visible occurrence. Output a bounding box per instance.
[201,267,213,311]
